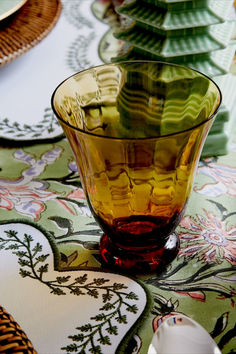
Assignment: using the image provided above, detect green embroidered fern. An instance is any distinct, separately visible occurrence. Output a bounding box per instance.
[0,229,140,353]
[0,108,60,138]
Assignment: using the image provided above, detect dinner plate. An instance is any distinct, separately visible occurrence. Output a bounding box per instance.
[0,0,107,142]
[0,0,27,21]
[0,0,62,67]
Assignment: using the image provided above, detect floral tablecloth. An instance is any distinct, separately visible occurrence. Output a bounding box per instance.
[0,0,235,353]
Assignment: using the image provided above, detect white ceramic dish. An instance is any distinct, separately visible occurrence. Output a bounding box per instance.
[148,314,221,354]
[0,0,27,21]
[0,0,106,142]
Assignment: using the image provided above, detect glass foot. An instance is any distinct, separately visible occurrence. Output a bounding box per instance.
[99,233,179,273]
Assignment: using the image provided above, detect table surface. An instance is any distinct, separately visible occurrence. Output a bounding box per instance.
[0,1,236,353]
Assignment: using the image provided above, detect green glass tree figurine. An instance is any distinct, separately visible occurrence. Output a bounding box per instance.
[103,0,236,156]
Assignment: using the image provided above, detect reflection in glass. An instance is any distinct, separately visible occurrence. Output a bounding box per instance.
[52,61,221,272]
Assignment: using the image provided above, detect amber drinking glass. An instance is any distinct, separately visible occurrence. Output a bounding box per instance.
[51,61,221,272]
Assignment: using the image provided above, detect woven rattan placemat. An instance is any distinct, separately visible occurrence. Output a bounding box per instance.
[0,305,36,353]
[0,0,62,66]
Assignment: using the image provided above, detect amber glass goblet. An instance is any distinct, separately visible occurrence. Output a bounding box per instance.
[51,61,221,272]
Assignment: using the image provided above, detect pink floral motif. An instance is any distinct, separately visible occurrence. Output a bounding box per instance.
[176,291,205,302]
[195,160,236,197]
[67,189,86,200]
[0,148,62,220]
[179,209,236,264]
[59,187,91,217]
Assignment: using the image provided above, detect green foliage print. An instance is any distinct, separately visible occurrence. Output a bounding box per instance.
[0,228,140,353]
[0,108,60,139]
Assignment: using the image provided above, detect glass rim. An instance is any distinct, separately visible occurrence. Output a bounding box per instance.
[51,60,222,141]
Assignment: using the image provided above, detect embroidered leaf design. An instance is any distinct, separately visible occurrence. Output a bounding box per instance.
[102,292,113,303]
[50,287,66,296]
[115,314,127,324]
[19,269,32,278]
[5,230,17,238]
[100,303,115,311]
[56,276,71,284]
[90,346,101,354]
[24,234,33,243]
[0,227,141,353]
[93,278,109,286]
[125,291,139,300]
[80,324,93,332]
[63,1,93,30]
[35,254,50,263]
[75,274,88,284]
[61,343,78,352]
[106,325,118,335]
[37,264,49,274]
[70,287,85,296]
[18,258,31,267]
[98,335,111,345]
[14,251,27,258]
[6,243,19,250]
[0,108,60,139]
[126,305,138,314]
[87,289,99,298]
[91,313,106,322]
[37,264,49,280]
[113,283,127,290]
[32,242,43,253]
[66,33,95,72]
[69,334,84,342]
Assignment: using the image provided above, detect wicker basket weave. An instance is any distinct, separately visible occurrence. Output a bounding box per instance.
[0,0,62,66]
[0,305,37,353]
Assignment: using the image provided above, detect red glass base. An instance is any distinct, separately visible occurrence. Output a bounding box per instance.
[99,233,179,273]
